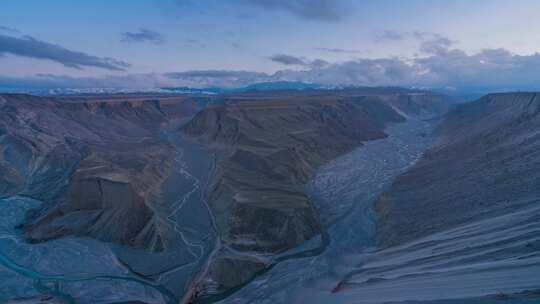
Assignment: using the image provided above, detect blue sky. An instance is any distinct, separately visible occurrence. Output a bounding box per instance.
[2,0,540,92]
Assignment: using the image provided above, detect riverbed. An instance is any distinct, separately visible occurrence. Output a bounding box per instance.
[218,116,435,303]
[0,127,215,303]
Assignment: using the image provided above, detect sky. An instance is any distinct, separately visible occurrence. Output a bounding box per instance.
[2,0,540,93]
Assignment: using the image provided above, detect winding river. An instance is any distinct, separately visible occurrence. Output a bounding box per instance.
[0,196,178,303]
[0,126,215,304]
[0,114,435,303]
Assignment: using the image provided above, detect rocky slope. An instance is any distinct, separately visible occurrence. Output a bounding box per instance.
[179,91,449,300]
[290,93,540,303]
[0,93,201,250]
[376,92,540,245]
[215,93,540,304]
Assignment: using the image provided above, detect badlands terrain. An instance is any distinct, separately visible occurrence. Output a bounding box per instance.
[0,89,538,304]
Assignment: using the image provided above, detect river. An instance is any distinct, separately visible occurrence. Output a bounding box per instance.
[0,125,215,304]
[217,116,435,303]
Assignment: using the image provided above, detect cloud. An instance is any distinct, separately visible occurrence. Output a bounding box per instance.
[243,0,349,22]
[315,47,363,54]
[269,54,330,69]
[310,59,329,68]
[0,25,18,33]
[0,34,130,71]
[293,47,540,91]
[269,54,308,66]
[413,47,540,90]
[0,73,176,90]
[7,37,540,93]
[165,47,540,91]
[273,57,417,86]
[413,31,437,40]
[120,28,164,44]
[165,70,270,87]
[418,34,455,55]
[166,70,267,78]
[375,30,403,42]
[184,38,206,48]
[229,41,242,49]
[291,45,540,92]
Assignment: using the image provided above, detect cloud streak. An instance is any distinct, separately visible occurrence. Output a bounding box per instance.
[0,34,130,71]
[0,25,18,33]
[269,54,329,68]
[315,47,363,54]
[375,30,404,42]
[269,54,308,66]
[120,28,164,44]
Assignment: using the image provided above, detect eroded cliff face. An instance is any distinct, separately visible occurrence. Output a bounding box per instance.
[179,92,447,299]
[22,145,174,251]
[183,98,403,250]
[376,92,540,246]
[0,94,201,251]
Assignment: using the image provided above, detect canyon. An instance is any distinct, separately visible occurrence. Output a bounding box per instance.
[0,89,538,304]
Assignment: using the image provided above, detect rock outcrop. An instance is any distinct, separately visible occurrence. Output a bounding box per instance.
[22,144,174,250]
[0,94,201,250]
[180,90,448,298]
[183,97,403,251]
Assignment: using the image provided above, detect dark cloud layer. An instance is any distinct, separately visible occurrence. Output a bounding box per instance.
[269,54,308,66]
[243,0,349,22]
[0,34,130,71]
[120,28,164,44]
[269,54,329,69]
